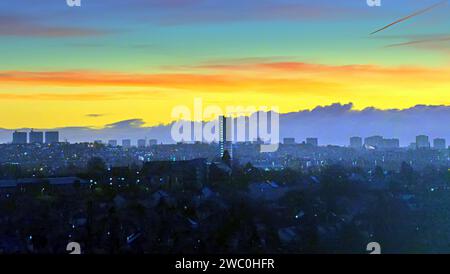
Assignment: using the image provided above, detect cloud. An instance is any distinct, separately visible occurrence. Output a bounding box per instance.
[65,43,107,48]
[86,113,105,118]
[105,119,146,129]
[0,92,112,101]
[0,71,238,87]
[374,34,450,57]
[0,15,111,37]
[310,102,354,115]
[65,43,159,50]
[370,0,448,35]
[0,59,449,106]
[3,0,378,27]
[1,103,449,146]
[125,0,373,25]
[280,103,450,146]
[381,34,450,54]
[1,60,449,88]
[386,36,450,48]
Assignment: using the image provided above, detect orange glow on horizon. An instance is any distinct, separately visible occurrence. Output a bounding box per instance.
[1,61,449,129]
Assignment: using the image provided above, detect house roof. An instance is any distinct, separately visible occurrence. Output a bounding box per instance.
[0,177,88,188]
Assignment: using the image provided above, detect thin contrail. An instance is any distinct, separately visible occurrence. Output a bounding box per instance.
[385,36,450,48]
[370,0,448,35]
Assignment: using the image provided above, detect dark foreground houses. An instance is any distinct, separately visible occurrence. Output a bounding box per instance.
[0,136,448,254]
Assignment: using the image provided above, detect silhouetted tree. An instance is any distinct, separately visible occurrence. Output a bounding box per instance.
[86,157,106,180]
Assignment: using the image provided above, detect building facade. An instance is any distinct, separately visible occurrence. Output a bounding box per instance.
[364,136,384,149]
[416,135,430,149]
[219,116,233,158]
[45,131,59,144]
[12,131,27,144]
[350,137,363,149]
[29,130,44,144]
[283,138,296,145]
[306,138,318,147]
[433,138,446,150]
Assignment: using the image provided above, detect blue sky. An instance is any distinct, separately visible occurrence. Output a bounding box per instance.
[0,0,449,129]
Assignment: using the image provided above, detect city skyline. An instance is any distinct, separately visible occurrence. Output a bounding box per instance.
[1,102,449,146]
[1,0,450,258]
[0,0,449,129]
[7,127,448,150]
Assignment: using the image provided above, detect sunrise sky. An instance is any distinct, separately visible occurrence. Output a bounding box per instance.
[1,0,449,129]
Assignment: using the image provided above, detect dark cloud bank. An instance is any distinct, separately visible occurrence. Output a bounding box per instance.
[0,103,449,146]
